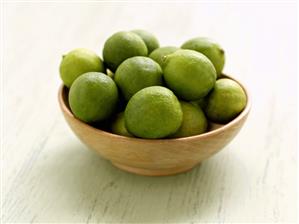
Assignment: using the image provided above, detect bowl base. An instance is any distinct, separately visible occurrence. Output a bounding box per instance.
[111,162,199,176]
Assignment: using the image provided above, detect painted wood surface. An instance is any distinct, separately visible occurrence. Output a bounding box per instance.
[2,2,297,223]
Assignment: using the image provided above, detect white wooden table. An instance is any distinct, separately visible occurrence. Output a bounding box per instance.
[2,2,297,223]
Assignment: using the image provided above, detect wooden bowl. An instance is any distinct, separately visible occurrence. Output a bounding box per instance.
[58,75,251,176]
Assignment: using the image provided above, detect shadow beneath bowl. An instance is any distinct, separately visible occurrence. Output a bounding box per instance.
[40,142,245,223]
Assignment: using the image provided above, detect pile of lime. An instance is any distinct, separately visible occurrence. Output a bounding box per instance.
[59,30,247,139]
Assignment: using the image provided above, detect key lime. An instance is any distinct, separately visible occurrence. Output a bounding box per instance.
[172,101,208,138]
[131,29,159,54]
[69,72,118,123]
[103,31,148,72]
[60,48,105,87]
[111,112,133,137]
[115,56,163,100]
[163,49,216,100]
[181,37,225,77]
[205,78,246,123]
[125,86,183,139]
[149,46,179,68]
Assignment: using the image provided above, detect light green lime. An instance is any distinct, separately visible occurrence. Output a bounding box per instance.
[149,46,179,68]
[102,31,148,72]
[163,49,216,100]
[181,37,225,77]
[111,112,133,137]
[59,48,105,88]
[205,78,247,123]
[172,101,208,138]
[115,56,163,100]
[131,29,160,54]
[125,86,183,139]
[69,72,118,123]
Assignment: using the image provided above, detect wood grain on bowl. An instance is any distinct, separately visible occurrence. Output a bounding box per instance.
[58,74,251,176]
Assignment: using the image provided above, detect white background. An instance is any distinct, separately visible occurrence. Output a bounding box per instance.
[2,1,297,223]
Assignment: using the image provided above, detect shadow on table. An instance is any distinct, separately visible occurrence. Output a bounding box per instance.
[43,142,244,223]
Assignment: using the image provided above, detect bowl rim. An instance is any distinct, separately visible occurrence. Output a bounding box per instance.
[58,74,251,143]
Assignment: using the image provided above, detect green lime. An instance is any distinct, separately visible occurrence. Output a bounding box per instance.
[163,49,216,100]
[69,72,118,123]
[205,78,247,123]
[59,48,105,88]
[149,46,179,68]
[111,112,133,137]
[131,29,160,54]
[171,101,208,138]
[115,56,163,100]
[102,31,148,72]
[125,86,183,139]
[181,37,225,77]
